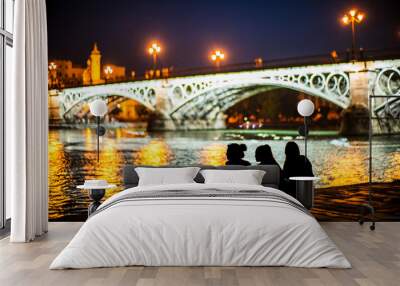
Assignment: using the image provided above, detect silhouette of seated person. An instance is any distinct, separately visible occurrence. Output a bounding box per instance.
[225,143,251,166]
[255,144,283,188]
[255,144,280,167]
[282,141,314,198]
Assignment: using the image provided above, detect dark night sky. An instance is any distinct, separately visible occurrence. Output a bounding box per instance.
[47,0,400,73]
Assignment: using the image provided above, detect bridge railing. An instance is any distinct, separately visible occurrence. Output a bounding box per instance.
[168,48,400,76]
[52,48,400,90]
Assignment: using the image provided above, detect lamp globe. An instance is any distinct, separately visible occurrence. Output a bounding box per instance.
[89,99,108,117]
[297,99,315,117]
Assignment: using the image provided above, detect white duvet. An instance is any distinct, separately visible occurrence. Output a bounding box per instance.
[50,183,351,269]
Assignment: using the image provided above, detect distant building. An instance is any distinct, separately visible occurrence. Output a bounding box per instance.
[49,43,127,88]
[48,60,84,88]
[82,43,126,85]
[102,64,126,82]
[83,43,105,85]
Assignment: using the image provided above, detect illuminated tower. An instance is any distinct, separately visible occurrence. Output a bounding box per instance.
[90,43,103,84]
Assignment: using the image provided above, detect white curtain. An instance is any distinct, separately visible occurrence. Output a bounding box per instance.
[8,0,48,242]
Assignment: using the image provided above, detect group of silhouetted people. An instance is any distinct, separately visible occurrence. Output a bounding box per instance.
[225,142,313,197]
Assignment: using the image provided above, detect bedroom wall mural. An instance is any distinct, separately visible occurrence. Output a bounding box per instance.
[46,1,400,222]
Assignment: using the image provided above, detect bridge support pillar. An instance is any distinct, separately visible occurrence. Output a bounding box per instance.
[148,87,176,130]
[182,113,226,130]
[49,90,62,125]
[148,114,176,131]
[340,70,371,136]
[148,85,227,130]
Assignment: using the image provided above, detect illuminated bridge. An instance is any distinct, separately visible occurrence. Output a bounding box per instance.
[51,55,400,133]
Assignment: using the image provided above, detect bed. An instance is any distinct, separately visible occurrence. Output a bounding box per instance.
[50,165,350,269]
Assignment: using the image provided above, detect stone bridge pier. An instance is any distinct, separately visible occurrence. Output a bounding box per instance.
[149,86,229,131]
[340,60,400,135]
[339,67,372,135]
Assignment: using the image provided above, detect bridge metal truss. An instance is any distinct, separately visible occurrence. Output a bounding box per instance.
[56,60,400,125]
[59,81,160,119]
[371,62,400,116]
[170,85,276,123]
[168,67,351,121]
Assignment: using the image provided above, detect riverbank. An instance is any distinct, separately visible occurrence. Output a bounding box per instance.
[313,181,400,221]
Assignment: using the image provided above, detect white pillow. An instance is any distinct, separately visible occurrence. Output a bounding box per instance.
[135,167,200,186]
[200,170,266,185]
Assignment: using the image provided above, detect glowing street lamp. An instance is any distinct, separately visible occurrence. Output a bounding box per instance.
[210,49,225,69]
[104,65,113,82]
[297,99,315,159]
[148,42,161,70]
[48,62,57,71]
[254,57,263,68]
[341,8,365,60]
[89,99,108,163]
[48,62,57,88]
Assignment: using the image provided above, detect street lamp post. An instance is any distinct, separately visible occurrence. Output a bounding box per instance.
[210,49,225,69]
[297,99,315,160]
[342,9,365,60]
[148,42,161,71]
[89,99,108,163]
[104,65,113,83]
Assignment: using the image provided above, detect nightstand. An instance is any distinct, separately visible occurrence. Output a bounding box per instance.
[289,177,319,210]
[77,180,116,216]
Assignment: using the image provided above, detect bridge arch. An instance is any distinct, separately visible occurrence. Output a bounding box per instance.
[169,75,350,121]
[60,90,156,118]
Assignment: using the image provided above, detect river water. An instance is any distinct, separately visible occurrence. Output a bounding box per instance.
[49,128,400,220]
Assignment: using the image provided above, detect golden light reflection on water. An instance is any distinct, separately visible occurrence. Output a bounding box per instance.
[200,143,227,166]
[81,128,98,182]
[80,129,125,199]
[385,151,400,181]
[115,128,122,139]
[95,142,125,199]
[84,128,94,146]
[48,128,400,220]
[134,140,173,166]
[318,146,369,187]
[48,131,71,219]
